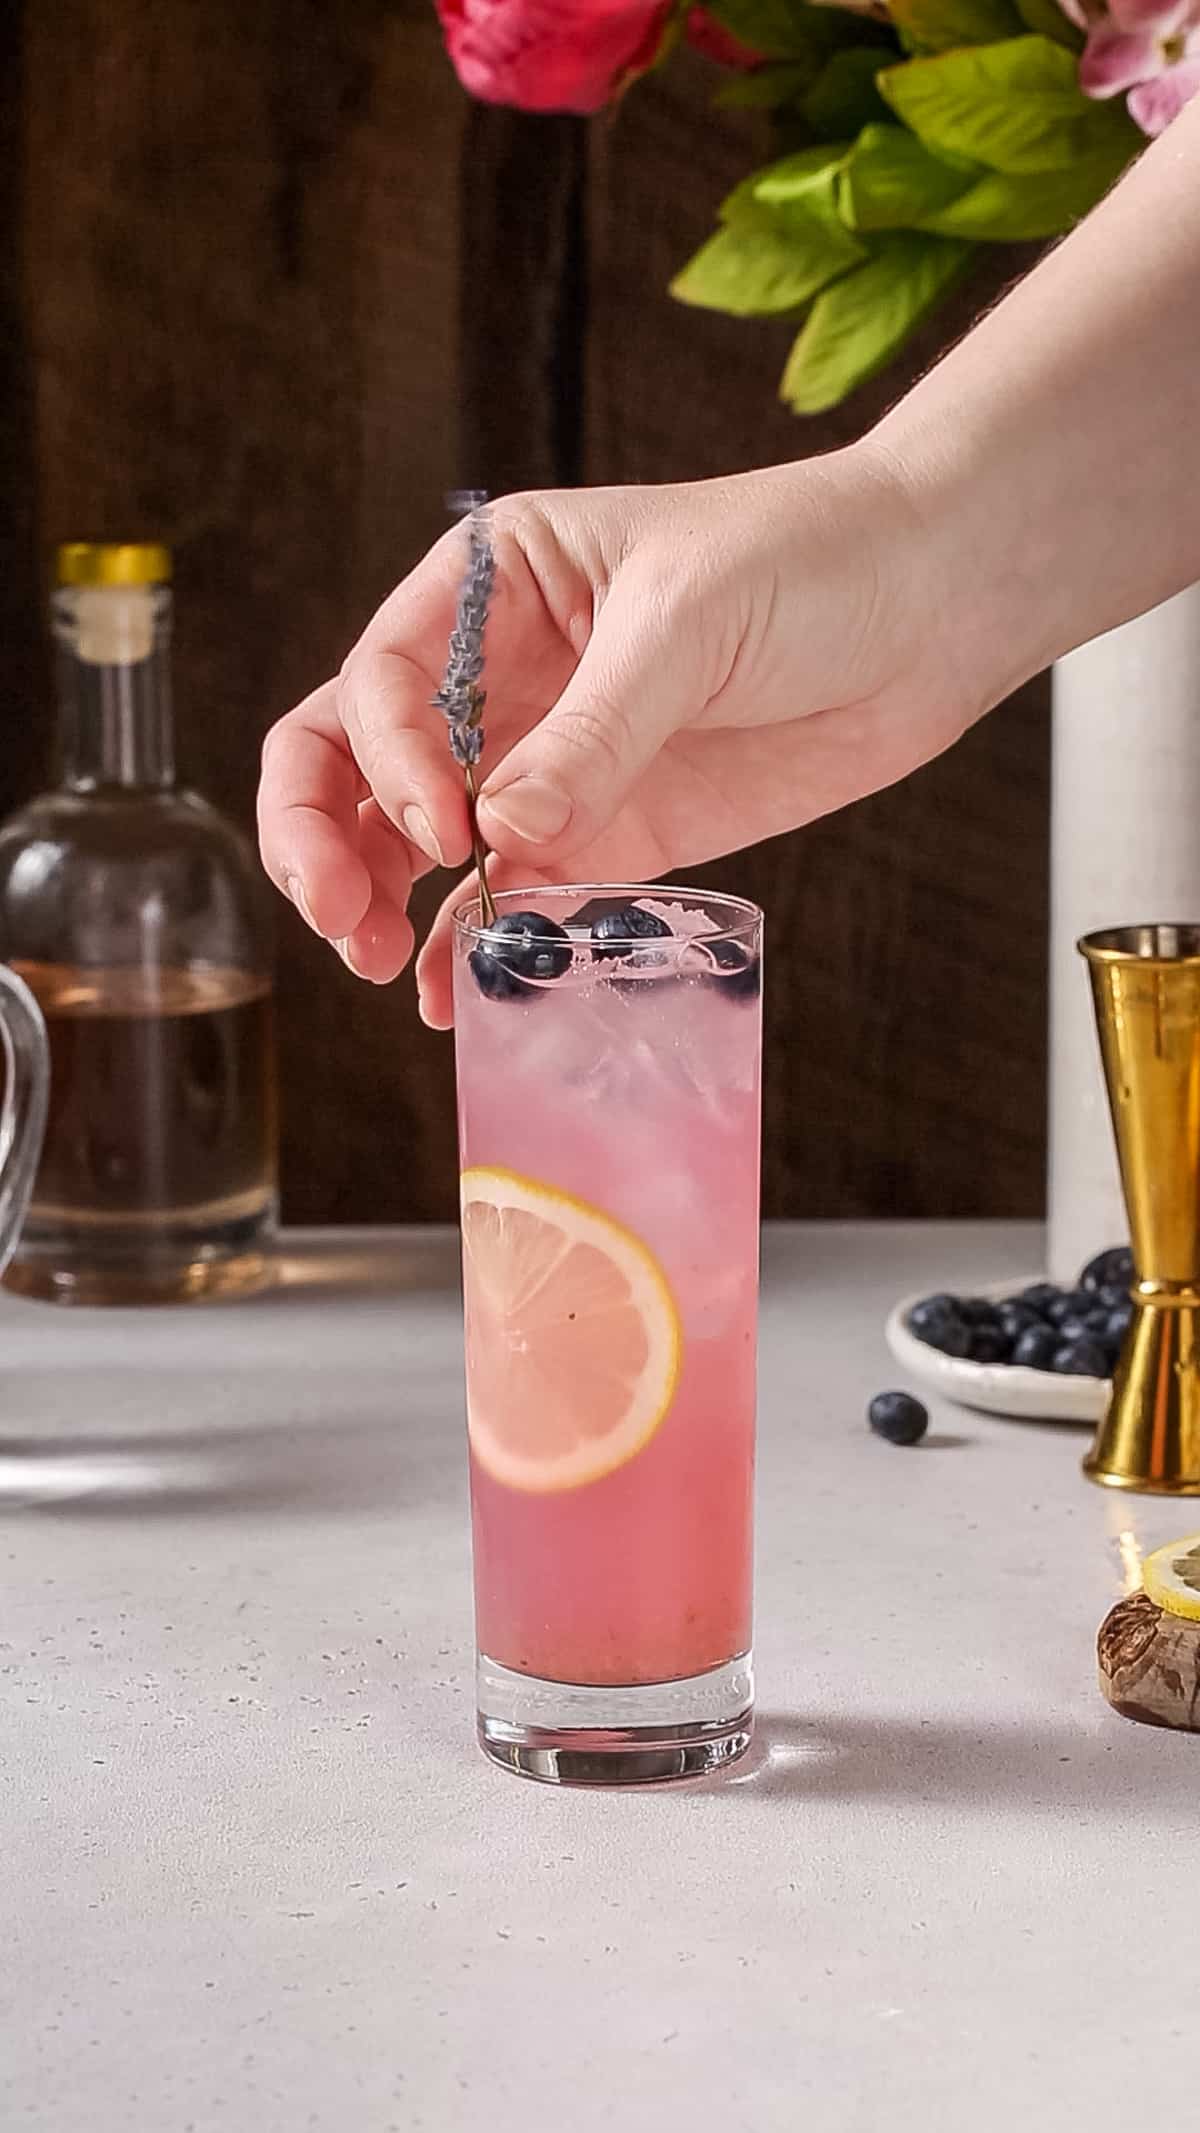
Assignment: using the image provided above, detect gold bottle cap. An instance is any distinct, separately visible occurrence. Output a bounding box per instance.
[56,542,172,588]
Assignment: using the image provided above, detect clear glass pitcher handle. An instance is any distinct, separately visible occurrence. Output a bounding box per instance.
[0,965,49,1275]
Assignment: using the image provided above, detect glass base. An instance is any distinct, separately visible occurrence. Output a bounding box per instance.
[476,1653,753,1787]
[3,1204,276,1306]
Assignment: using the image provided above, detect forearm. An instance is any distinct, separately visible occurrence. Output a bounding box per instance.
[873,97,1200,712]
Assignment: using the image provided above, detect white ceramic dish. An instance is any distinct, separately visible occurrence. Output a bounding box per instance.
[885,1277,1109,1425]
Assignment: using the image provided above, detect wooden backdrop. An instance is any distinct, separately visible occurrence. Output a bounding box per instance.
[0,0,1049,1223]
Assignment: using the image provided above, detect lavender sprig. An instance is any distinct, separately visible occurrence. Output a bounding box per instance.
[433,491,497,923]
[432,495,495,769]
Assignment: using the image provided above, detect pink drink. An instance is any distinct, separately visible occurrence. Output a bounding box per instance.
[453,886,761,1785]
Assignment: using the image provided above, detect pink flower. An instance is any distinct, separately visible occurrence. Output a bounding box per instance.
[1061,0,1200,133]
[436,0,674,114]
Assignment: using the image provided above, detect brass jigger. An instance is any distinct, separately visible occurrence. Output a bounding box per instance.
[1080,923,1200,1493]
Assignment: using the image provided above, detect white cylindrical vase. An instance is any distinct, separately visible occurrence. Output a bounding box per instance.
[1047,584,1200,1285]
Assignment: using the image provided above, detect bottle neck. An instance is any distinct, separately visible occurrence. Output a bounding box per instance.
[52,583,175,791]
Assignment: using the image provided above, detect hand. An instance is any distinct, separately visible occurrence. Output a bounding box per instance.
[257,446,980,1026]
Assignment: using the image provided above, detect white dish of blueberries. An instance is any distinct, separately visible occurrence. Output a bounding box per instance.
[884,1247,1133,1423]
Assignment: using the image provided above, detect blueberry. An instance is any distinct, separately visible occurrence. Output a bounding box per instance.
[920,1317,972,1360]
[590,905,673,961]
[1055,1315,1091,1344]
[1103,1305,1133,1356]
[703,938,762,1001]
[1045,1289,1091,1327]
[1097,1282,1131,1312]
[1080,1245,1134,1295]
[470,910,573,1001]
[1018,1283,1063,1320]
[468,947,529,1001]
[997,1301,1039,1341]
[958,1297,999,1327]
[969,1325,1012,1364]
[868,1391,929,1446]
[1012,1324,1059,1370]
[1051,1336,1110,1377]
[908,1293,960,1338]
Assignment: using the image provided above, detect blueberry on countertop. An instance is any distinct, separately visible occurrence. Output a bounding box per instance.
[1051,1335,1110,1377]
[1080,1245,1134,1295]
[590,905,674,960]
[470,910,573,1000]
[1012,1323,1059,1370]
[703,938,762,1000]
[868,1391,929,1445]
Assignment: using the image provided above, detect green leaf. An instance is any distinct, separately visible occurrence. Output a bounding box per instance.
[717,146,852,249]
[916,140,1134,235]
[704,0,839,58]
[671,212,865,318]
[838,122,979,228]
[781,231,973,411]
[879,36,1140,173]
[745,144,851,205]
[803,48,894,136]
[890,0,1023,50]
[1013,0,1083,49]
[705,0,899,62]
[715,62,813,108]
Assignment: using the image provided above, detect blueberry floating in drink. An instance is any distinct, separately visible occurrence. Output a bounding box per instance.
[702,937,762,1000]
[590,904,673,960]
[469,910,573,1001]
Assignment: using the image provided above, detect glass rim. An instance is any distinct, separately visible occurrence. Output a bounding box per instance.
[1079,922,1200,967]
[451,881,763,950]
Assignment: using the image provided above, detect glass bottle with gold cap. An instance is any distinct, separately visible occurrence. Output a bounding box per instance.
[0,543,278,1301]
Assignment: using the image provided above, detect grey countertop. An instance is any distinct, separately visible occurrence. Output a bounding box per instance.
[4,1224,1196,2132]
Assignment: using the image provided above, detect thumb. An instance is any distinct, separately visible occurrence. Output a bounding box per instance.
[476,578,706,864]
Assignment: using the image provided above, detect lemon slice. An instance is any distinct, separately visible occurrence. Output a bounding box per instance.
[1142,1533,1200,1621]
[460,1166,681,1493]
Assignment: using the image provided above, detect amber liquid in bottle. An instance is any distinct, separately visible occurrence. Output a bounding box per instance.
[0,547,278,1302]
[14,961,275,1234]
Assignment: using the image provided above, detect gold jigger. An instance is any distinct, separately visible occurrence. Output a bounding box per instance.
[1080,924,1200,1493]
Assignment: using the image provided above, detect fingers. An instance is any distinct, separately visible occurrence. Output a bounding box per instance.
[334,800,424,985]
[258,683,434,981]
[334,519,495,869]
[336,499,588,868]
[475,571,708,873]
[336,644,473,871]
[258,680,374,940]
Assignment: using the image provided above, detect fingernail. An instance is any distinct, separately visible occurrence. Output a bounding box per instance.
[334,937,368,980]
[401,805,444,866]
[285,872,320,933]
[480,777,572,846]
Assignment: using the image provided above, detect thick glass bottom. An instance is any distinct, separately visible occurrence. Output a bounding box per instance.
[3,1202,276,1306]
[476,1652,753,1787]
